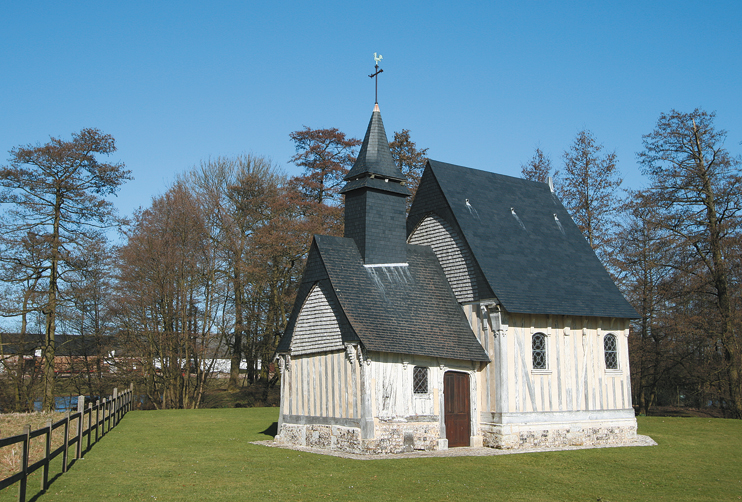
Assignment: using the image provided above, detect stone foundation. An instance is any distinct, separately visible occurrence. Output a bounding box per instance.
[277,416,639,454]
[276,418,442,455]
[364,419,441,453]
[481,422,637,450]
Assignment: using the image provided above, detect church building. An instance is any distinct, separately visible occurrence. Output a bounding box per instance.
[274,102,638,453]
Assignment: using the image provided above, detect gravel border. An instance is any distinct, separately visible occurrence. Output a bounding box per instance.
[252,435,657,460]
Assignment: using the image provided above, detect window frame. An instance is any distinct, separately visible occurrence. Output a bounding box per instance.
[604,333,619,371]
[412,366,429,395]
[531,332,548,371]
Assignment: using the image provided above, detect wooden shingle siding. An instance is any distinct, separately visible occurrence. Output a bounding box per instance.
[409,214,477,303]
[290,284,345,356]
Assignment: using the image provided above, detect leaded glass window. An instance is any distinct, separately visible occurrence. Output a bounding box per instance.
[604,334,618,369]
[413,366,428,394]
[532,333,547,369]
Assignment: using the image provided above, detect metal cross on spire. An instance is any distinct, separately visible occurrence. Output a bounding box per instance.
[368,53,383,104]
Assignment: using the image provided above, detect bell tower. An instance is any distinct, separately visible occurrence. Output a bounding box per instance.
[339,103,410,264]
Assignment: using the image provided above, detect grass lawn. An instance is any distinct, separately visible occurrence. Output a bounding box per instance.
[1,409,740,502]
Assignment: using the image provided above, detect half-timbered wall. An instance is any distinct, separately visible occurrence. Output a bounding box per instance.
[464,307,637,449]
[368,352,482,449]
[370,353,439,419]
[490,313,632,415]
[280,350,362,420]
[461,303,493,418]
[408,214,478,302]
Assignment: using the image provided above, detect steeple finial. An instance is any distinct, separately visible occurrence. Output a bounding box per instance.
[369,53,383,104]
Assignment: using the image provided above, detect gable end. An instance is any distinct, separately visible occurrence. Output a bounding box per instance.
[409,214,479,303]
[290,282,346,356]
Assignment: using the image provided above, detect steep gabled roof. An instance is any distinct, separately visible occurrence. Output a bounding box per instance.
[278,234,489,362]
[408,160,638,319]
[342,105,407,185]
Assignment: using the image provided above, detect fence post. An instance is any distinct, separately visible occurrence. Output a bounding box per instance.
[86,402,92,451]
[41,419,51,492]
[101,398,107,435]
[19,424,30,502]
[130,382,135,412]
[76,396,84,459]
[62,413,69,473]
[112,387,118,426]
[95,399,100,442]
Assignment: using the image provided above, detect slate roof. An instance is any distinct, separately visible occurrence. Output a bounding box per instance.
[340,176,410,196]
[407,160,639,319]
[342,105,408,186]
[277,234,489,362]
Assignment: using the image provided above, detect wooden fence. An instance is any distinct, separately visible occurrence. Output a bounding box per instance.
[0,384,134,502]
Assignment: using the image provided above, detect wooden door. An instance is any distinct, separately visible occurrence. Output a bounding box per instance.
[444,371,470,447]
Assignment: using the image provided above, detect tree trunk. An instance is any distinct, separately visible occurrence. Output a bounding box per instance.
[683,119,742,417]
[43,192,63,411]
[228,267,243,392]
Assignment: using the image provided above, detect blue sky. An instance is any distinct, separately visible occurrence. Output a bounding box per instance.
[1,1,740,219]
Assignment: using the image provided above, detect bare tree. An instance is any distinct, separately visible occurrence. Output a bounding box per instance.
[389,129,428,211]
[60,236,117,398]
[289,127,360,205]
[636,108,742,417]
[0,129,131,410]
[560,130,622,260]
[614,204,695,414]
[115,184,218,409]
[185,155,285,391]
[521,147,559,185]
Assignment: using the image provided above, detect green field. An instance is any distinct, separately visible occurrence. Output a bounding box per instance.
[2,409,741,501]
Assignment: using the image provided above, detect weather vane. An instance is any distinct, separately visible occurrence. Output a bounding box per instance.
[369,53,383,104]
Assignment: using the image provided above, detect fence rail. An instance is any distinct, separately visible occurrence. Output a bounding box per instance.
[0,384,134,502]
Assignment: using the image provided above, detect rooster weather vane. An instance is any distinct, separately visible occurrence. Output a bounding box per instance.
[369,53,383,104]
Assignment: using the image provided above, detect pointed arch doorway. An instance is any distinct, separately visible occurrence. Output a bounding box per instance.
[444,371,471,447]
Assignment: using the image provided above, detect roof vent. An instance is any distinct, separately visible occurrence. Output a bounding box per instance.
[553,213,565,234]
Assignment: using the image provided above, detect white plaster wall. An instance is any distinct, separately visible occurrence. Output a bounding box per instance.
[370,352,438,419]
[370,352,484,446]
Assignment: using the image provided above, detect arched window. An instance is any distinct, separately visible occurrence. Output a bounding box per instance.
[532,333,547,370]
[413,366,428,394]
[604,334,618,369]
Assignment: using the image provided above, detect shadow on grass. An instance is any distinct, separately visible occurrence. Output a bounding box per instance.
[24,435,100,500]
[259,422,278,438]
[28,469,65,502]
